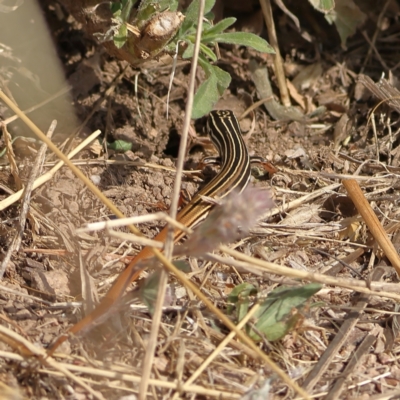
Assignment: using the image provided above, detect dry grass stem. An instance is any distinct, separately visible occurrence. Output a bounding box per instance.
[0,127,102,211]
[218,247,400,302]
[139,1,205,397]
[0,326,104,400]
[259,0,291,107]
[325,334,377,399]
[181,303,261,390]
[2,123,22,189]
[265,182,341,218]
[79,212,190,234]
[0,120,56,278]
[0,350,242,398]
[343,179,400,275]
[0,158,201,175]
[302,267,385,393]
[106,230,164,249]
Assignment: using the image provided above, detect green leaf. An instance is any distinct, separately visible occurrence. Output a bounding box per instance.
[139,269,162,315]
[198,55,214,75]
[203,0,216,15]
[192,60,231,119]
[262,320,294,342]
[110,2,123,15]
[113,23,128,49]
[181,0,216,34]
[308,0,335,13]
[107,139,133,152]
[192,73,219,119]
[172,260,191,273]
[199,58,231,91]
[199,43,217,62]
[211,64,231,93]
[204,12,215,23]
[121,0,137,22]
[182,40,194,59]
[151,0,179,12]
[136,1,158,24]
[163,0,179,12]
[248,283,322,341]
[202,17,236,38]
[202,32,275,54]
[180,0,201,33]
[227,283,257,317]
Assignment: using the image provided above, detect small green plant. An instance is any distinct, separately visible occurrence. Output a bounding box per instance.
[105,0,274,118]
[108,0,135,48]
[228,282,322,341]
[171,0,274,118]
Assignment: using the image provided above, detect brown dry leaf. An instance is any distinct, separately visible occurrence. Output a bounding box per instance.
[280,204,322,226]
[89,139,103,156]
[333,113,352,148]
[338,216,362,241]
[286,79,306,110]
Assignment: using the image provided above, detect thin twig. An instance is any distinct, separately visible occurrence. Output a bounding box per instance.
[240,95,274,119]
[18,120,56,244]
[360,0,391,73]
[326,331,378,398]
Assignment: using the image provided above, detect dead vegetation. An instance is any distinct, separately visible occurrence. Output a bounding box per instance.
[1,0,400,399]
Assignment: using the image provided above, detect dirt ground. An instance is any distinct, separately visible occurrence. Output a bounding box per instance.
[1,0,400,399]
